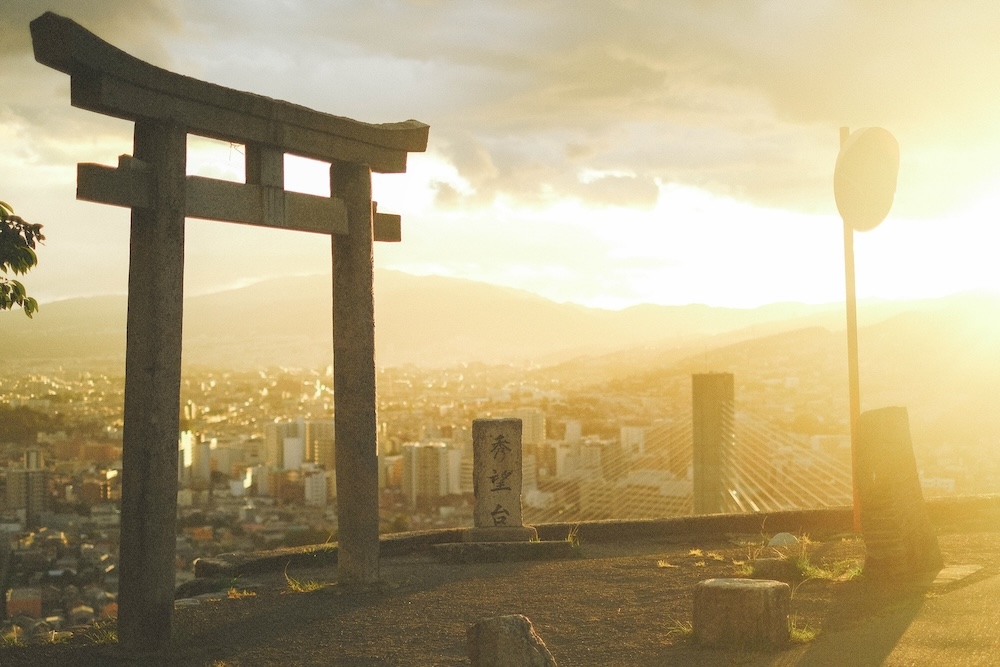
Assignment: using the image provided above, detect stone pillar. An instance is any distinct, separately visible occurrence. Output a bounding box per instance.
[330,161,380,584]
[857,406,942,579]
[466,419,536,542]
[692,373,734,515]
[117,120,186,651]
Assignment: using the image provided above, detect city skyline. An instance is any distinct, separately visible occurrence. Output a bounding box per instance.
[2,2,1000,311]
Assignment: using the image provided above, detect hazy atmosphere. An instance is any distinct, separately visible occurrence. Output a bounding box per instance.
[2,0,1000,308]
[3,4,1000,663]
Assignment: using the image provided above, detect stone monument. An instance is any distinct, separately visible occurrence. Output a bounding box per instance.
[465,418,537,543]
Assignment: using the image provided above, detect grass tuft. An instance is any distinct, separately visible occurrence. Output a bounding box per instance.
[228,587,257,599]
[789,617,818,643]
[567,524,582,548]
[283,564,326,593]
[84,620,118,645]
[656,559,679,568]
[666,619,694,641]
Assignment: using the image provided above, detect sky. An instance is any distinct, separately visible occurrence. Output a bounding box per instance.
[1,1,999,310]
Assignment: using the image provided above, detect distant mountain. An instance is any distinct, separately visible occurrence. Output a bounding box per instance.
[552,292,1000,450]
[1,270,995,371]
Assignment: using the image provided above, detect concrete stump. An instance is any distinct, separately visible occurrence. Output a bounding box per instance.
[693,578,789,647]
[468,615,557,667]
[857,407,942,580]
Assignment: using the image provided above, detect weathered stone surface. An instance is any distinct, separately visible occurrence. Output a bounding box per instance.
[768,532,798,547]
[468,615,558,667]
[473,419,525,529]
[857,407,942,580]
[751,557,799,582]
[693,578,790,647]
[332,161,380,585]
[463,526,538,543]
[433,540,577,565]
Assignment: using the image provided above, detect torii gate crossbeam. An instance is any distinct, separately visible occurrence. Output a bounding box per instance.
[30,12,428,652]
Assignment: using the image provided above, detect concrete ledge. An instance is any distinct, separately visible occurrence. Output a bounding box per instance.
[191,495,1000,579]
[431,540,579,564]
[534,506,854,544]
[195,527,465,577]
[462,526,538,543]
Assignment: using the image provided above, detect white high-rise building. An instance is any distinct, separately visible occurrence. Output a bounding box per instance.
[512,408,546,445]
[303,468,328,506]
[283,436,305,471]
[620,426,646,455]
[564,420,582,444]
[401,442,450,508]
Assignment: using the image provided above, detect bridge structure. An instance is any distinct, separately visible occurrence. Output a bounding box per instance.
[522,383,853,525]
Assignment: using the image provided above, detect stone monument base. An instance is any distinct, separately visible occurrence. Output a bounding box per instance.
[462,526,538,543]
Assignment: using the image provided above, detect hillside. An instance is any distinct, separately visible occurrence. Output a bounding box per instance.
[1,271,995,372]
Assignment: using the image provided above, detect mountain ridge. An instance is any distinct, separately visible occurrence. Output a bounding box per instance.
[2,270,996,370]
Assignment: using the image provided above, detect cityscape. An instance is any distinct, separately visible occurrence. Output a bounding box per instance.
[3,310,998,641]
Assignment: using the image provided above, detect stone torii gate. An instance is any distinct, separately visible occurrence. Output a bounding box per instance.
[30,12,428,650]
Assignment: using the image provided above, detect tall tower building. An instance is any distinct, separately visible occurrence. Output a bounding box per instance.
[264,417,306,470]
[401,442,449,509]
[305,420,336,470]
[6,447,48,529]
[512,408,546,446]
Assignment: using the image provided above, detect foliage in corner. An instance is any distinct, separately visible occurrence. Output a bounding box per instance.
[0,200,45,317]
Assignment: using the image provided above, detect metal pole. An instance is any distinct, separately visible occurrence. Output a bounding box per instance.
[841,126,862,533]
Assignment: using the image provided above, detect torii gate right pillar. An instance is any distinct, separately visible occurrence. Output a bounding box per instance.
[331,161,380,583]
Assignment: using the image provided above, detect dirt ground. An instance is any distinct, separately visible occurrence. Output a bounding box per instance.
[2,530,998,666]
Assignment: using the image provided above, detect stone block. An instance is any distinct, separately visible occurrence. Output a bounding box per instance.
[468,614,557,667]
[693,578,790,647]
[750,557,799,582]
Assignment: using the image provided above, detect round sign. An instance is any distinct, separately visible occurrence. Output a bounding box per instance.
[834,127,899,232]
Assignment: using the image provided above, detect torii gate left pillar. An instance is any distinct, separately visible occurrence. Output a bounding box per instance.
[31,12,428,652]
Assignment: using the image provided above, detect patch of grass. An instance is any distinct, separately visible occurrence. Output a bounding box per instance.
[688,548,703,557]
[1,632,25,648]
[227,587,257,599]
[656,560,679,569]
[567,524,582,548]
[84,620,118,645]
[732,559,753,577]
[694,560,706,567]
[283,564,326,593]
[789,617,818,644]
[798,557,862,581]
[666,619,693,641]
[706,551,725,562]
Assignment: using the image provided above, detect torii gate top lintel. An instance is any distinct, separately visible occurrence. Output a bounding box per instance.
[30,12,429,170]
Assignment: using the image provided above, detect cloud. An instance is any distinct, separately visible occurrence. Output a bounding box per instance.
[6,1,999,220]
[285,1,1000,218]
[0,1,180,60]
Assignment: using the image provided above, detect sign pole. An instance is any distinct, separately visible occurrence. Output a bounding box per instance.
[840,126,863,533]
